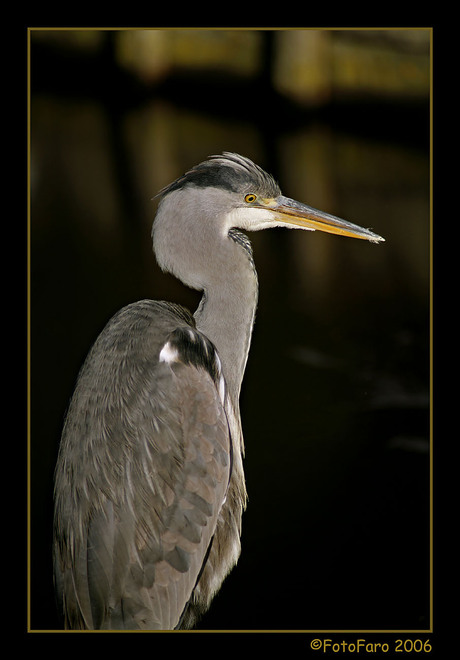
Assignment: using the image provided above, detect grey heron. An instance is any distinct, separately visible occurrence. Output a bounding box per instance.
[53,152,384,630]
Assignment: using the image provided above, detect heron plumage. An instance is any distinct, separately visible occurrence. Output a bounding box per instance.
[53,300,242,629]
[53,153,383,630]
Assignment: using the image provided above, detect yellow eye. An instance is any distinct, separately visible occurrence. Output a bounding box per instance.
[244,193,257,203]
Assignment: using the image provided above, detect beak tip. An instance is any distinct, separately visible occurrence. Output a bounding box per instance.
[369,233,385,244]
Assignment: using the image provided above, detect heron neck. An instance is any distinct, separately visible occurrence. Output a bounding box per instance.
[193,237,258,411]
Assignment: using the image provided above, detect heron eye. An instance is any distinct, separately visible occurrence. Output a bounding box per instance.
[244,193,257,204]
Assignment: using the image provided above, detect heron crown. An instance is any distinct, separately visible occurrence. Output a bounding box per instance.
[158,152,281,200]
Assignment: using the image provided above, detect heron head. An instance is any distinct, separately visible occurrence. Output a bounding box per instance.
[152,152,384,288]
[156,152,385,244]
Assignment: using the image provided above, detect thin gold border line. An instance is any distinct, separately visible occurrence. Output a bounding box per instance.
[429,26,434,635]
[27,26,32,634]
[27,629,433,634]
[27,26,434,32]
[26,26,433,635]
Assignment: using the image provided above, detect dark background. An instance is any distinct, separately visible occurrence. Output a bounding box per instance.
[29,29,431,632]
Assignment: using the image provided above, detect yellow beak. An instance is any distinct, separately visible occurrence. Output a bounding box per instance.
[269,196,385,243]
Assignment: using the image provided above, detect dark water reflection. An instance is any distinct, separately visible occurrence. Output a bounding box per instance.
[30,48,430,630]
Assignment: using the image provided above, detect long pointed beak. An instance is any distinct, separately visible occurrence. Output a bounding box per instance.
[271,195,385,243]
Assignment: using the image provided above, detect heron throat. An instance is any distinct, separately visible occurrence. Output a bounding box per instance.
[193,229,258,413]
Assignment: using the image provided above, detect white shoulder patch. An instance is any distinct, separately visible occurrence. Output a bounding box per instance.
[159,341,180,364]
[214,353,226,407]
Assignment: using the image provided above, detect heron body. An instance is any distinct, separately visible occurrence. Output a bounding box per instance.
[53,153,383,630]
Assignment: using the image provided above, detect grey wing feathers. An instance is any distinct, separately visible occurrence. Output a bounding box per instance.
[53,300,231,630]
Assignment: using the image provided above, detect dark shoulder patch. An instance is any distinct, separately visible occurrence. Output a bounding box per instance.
[159,326,224,396]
